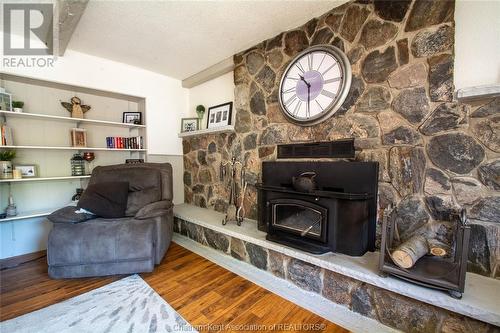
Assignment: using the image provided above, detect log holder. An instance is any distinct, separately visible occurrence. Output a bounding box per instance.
[379,209,471,299]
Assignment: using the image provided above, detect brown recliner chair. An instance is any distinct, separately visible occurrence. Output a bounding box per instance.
[47,163,174,279]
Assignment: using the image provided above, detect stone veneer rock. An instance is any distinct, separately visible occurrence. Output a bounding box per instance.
[174,217,499,333]
[182,0,500,280]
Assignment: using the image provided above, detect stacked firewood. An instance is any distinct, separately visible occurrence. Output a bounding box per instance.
[387,211,455,269]
[391,235,451,269]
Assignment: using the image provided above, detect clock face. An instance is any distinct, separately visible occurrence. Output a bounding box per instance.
[278,45,351,126]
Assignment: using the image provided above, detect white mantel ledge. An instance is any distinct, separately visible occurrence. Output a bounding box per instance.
[178,125,234,138]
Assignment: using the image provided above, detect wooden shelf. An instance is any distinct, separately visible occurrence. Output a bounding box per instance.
[178,125,234,138]
[0,111,146,128]
[0,175,90,183]
[0,145,146,152]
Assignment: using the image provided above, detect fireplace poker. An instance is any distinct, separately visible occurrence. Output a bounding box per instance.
[236,181,248,224]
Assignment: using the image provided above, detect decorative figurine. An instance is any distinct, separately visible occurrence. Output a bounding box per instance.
[61,96,91,118]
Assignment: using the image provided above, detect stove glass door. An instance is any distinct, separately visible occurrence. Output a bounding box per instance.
[271,199,327,241]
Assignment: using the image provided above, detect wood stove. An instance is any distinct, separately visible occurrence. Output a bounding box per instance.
[257,161,379,256]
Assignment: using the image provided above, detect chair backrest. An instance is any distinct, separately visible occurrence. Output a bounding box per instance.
[89,163,173,216]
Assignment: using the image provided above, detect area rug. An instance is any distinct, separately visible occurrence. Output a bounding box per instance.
[0,275,197,333]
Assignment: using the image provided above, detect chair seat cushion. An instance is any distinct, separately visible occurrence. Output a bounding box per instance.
[48,218,155,266]
[77,181,129,218]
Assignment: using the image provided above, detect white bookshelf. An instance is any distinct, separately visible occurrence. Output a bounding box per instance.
[1,145,146,151]
[0,208,55,222]
[0,73,147,222]
[0,110,146,128]
[0,175,91,183]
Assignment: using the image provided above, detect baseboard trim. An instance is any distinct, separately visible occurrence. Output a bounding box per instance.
[0,250,47,270]
[173,234,399,333]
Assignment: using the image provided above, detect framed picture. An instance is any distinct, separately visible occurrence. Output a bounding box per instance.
[123,112,142,124]
[71,128,87,147]
[207,102,232,129]
[181,117,199,132]
[14,165,38,178]
[0,92,12,111]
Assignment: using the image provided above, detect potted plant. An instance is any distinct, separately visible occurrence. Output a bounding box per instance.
[12,101,24,113]
[0,150,16,179]
[196,105,205,128]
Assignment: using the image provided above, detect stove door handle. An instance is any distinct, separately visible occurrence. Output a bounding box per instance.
[300,216,322,237]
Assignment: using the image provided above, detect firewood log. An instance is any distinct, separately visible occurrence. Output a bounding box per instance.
[391,235,428,269]
[427,239,451,257]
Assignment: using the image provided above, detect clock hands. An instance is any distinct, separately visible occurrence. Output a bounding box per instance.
[299,75,311,118]
[298,74,310,88]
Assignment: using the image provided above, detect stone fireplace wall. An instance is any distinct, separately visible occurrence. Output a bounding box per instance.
[182,0,499,279]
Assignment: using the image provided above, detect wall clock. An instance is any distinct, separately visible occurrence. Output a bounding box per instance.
[278,45,352,126]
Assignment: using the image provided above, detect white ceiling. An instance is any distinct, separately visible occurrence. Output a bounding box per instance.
[67,1,345,80]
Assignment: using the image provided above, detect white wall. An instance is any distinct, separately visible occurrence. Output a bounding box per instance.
[454,0,500,89]
[187,72,235,129]
[1,44,188,258]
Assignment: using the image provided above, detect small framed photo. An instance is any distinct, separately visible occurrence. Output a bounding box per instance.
[0,91,13,111]
[181,117,199,133]
[71,128,87,147]
[123,112,142,124]
[207,102,232,129]
[14,165,38,178]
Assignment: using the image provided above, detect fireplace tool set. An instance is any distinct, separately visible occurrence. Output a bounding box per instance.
[220,157,247,226]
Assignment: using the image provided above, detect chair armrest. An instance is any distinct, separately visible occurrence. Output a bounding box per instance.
[47,206,95,224]
[134,200,173,220]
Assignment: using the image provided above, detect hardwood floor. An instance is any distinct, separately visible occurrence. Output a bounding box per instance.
[0,242,349,332]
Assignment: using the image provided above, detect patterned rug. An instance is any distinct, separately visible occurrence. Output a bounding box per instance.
[0,275,197,333]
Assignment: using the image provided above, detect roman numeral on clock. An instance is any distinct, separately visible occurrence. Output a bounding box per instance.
[282,87,296,94]
[296,62,305,74]
[321,62,338,76]
[292,100,302,116]
[317,52,326,71]
[321,89,337,99]
[315,100,324,111]
[324,77,341,84]
[285,95,297,107]
[307,54,313,71]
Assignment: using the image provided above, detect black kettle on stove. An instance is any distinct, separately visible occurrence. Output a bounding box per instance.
[292,172,317,192]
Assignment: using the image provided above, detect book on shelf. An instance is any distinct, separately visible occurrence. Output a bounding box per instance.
[105,136,143,149]
[0,124,13,146]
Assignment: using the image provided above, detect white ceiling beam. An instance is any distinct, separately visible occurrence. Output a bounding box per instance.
[182,57,234,89]
[57,0,89,56]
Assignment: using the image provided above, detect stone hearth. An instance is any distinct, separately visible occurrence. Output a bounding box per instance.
[182,0,500,281]
[173,204,500,333]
